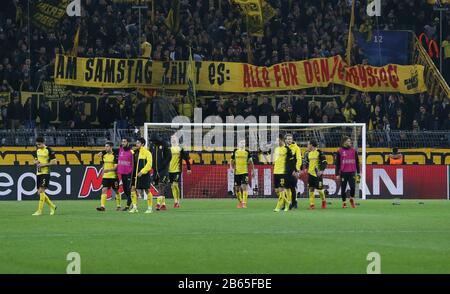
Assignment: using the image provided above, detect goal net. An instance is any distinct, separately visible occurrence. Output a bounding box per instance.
[144,122,367,200]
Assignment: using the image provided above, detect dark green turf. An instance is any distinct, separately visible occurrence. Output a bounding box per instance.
[1,199,449,273]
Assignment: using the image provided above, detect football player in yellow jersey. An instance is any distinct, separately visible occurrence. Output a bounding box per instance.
[230,139,254,209]
[32,137,57,216]
[169,135,191,208]
[285,134,302,210]
[96,141,120,212]
[273,136,292,212]
[302,139,327,209]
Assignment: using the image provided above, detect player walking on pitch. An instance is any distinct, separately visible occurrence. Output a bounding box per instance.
[230,139,255,208]
[169,135,191,208]
[129,138,153,213]
[117,138,134,211]
[32,137,57,216]
[96,142,120,211]
[273,136,293,212]
[149,134,172,211]
[285,134,302,209]
[335,136,360,208]
[303,139,327,209]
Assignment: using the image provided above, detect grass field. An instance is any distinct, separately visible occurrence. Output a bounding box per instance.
[1,199,450,274]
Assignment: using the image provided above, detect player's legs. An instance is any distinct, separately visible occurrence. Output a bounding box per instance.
[113,179,121,210]
[241,184,248,208]
[317,177,326,209]
[97,186,109,211]
[274,175,288,212]
[170,173,181,208]
[129,186,139,213]
[33,175,56,216]
[121,174,132,210]
[348,173,356,208]
[341,174,349,207]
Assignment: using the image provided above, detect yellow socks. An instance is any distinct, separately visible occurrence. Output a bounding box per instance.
[319,190,326,202]
[38,192,46,212]
[237,190,242,202]
[43,194,55,209]
[115,192,122,207]
[172,183,180,203]
[309,190,315,206]
[242,189,248,204]
[286,189,292,205]
[101,193,107,207]
[147,190,153,208]
[131,190,137,206]
[275,191,285,210]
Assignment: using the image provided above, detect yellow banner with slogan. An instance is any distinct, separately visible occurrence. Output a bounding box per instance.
[54,54,427,94]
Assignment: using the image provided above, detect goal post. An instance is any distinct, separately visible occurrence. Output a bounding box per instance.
[144,122,367,200]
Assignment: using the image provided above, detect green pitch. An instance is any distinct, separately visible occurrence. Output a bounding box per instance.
[1,199,450,274]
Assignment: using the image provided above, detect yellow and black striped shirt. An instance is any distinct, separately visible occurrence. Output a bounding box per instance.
[34,147,56,175]
[231,148,251,175]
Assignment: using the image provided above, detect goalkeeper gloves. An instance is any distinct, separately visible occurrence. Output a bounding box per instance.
[355,174,361,184]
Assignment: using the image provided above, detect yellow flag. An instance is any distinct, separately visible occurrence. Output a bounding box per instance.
[70,26,80,57]
[345,0,356,65]
[186,47,197,104]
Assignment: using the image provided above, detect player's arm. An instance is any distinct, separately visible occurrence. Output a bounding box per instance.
[181,148,192,174]
[284,146,293,174]
[295,145,302,172]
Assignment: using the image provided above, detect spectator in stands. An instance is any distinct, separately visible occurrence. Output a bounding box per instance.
[0,97,8,128]
[7,94,23,129]
[358,94,372,124]
[114,94,132,130]
[412,119,421,132]
[75,113,91,129]
[23,97,37,130]
[373,94,385,117]
[134,95,147,127]
[322,100,338,123]
[431,96,445,130]
[342,102,357,123]
[38,99,52,130]
[242,95,257,118]
[370,105,384,130]
[391,108,409,130]
[310,103,323,123]
[257,96,274,118]
[386,95,398,122]
[415,105,432,130]
[293,92,309,122]
[227,99,241,117]
[59,98,75,129]
[277,102,290,123]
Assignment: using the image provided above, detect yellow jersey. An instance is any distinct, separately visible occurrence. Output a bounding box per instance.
[273,146,291,175]
[169,146,191,173]
[34,147,56,175]
[101,151,118,179]
[303,149,327,177]
[141,41,152,58]
[231,148,251,175]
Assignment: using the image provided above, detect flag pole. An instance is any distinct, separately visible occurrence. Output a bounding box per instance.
[345,0,356,65]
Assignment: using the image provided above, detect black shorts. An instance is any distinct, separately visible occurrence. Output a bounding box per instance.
[274,174,287,189]
[308,175,323,190]
[36,174,50,189]
[102,178,119,190]
[169,172,181,183]
[153,173,169,186]
[234,174,248,186]
[133,173,151,190]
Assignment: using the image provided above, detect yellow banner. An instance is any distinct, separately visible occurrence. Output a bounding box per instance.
[231,0,264,36]
[54,54,427,94]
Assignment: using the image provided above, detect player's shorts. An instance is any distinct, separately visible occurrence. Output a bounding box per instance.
[285,172,298,189]
[169,172,181,183]
[133,173,151,190]
[153,173,169,186]
[308,175,323,190]
[274,174,287,189]
[234,173,248,186]
[36,174,50,189]
[102,178,119,190]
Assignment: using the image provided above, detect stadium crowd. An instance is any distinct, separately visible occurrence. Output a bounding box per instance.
[0,0,448,131]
